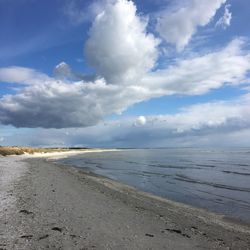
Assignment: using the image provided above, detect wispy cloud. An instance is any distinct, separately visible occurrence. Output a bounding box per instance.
[0,66,50,85]
[62,0,107,25]
[216,4,232,29]
[62,0,86,25]
[156,0,227,51]
[142,38,250,95]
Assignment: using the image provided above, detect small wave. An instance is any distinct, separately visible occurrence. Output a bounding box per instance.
[127,172,151,177]
[175,174,250,193]
[196,164,216,168]
[222,170,250,176]
[178,159,192,163]
[152,164,201,170]
[127,171,172,178]
[125,160,141,165]
[209,159,224,163]
[93,164,104,169]
[237,164,250,167]
[142,171,171,178]
[84,161,99,165]
[196,189,250,208]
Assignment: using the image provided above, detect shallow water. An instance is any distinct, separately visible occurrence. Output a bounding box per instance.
[56,148,250,223]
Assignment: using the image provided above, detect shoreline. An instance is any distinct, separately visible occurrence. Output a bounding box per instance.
[1,153,250,249]
[50,158,250,233]
[48,150,250,228]
[0,147,121,157]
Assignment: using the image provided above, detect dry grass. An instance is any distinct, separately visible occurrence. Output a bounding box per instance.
[0,146,84,156]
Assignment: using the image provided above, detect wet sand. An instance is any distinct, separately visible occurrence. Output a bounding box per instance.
[0,154,250,249]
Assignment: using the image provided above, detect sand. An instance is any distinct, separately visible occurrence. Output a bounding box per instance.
[0,152,250,250]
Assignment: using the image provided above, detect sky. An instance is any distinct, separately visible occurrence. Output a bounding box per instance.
[0,0,250,148]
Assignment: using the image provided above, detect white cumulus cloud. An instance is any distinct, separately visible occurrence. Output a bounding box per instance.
[85,0,159,85]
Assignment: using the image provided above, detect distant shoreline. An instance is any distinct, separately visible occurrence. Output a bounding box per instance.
[0,146,119,157]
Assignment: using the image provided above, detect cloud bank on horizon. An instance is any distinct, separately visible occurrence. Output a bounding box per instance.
[0,0,250,147]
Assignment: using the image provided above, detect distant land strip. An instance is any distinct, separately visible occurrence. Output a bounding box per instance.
[0,146,90,156]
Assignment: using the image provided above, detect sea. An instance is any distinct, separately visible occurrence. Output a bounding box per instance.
[55,148,250,224]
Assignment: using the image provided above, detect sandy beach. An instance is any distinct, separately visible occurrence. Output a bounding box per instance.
[1,152,250,250]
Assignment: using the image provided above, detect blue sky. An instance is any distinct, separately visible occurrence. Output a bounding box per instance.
[0,0,250,147]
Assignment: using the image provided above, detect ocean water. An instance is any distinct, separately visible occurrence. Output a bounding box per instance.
[56,148,250,223]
